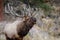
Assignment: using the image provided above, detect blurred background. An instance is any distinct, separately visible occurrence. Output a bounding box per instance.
[0,0,60,40]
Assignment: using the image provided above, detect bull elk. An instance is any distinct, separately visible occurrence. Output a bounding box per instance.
[3,12,37,40]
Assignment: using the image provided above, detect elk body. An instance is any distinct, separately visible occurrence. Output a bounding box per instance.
[4,16,36,40]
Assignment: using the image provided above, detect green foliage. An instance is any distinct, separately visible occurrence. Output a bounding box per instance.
[30,0,44,3]
[20,0,52,11]
[31,0,53,16]
[37,3,52,11]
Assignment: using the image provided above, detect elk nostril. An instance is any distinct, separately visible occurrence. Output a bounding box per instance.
[32,18,36,22]
[31,17,36,21]
[34,18,36,22]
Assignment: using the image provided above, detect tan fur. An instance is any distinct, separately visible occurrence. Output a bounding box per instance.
[4,16,36,40]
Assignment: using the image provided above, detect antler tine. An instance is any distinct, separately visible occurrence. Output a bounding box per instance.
[29,8,34,17]
[30,12,32,17]
[32,11,36,17]
[26,12,28,16]
[30,8,36,17]
[32,8,39,17]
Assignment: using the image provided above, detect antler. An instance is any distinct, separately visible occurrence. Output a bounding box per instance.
[30,8,38,17]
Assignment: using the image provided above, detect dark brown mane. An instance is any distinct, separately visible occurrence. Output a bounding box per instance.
[17,16,36,37]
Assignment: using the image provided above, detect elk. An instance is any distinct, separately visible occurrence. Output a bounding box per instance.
[3,12,36,40]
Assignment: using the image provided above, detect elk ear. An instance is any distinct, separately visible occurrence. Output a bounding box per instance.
[23,16,29,22]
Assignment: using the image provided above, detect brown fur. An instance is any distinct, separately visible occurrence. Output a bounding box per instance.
[17,16,36,37]
[5,16,36,40]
